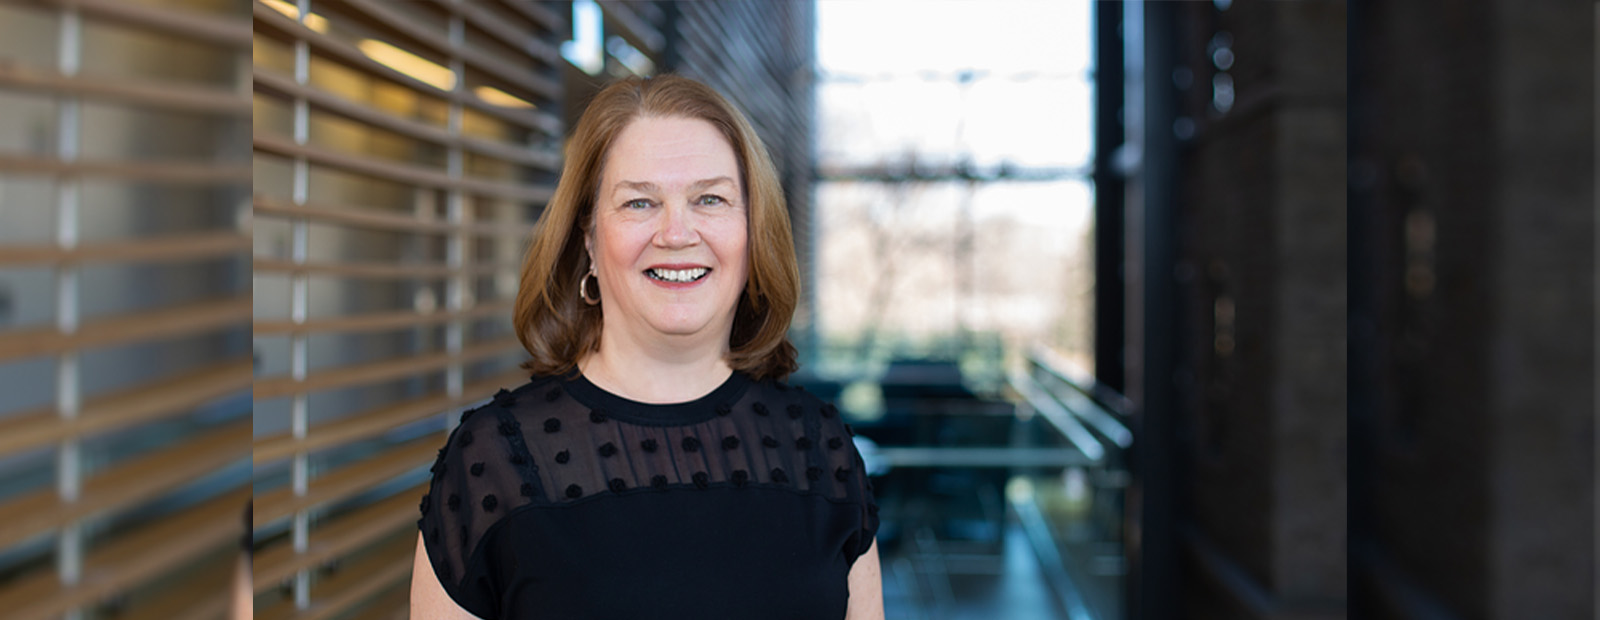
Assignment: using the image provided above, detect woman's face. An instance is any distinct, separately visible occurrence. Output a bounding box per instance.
[587,115,749,347]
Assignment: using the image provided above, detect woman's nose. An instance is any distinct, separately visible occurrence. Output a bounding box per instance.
[654,201,699,247]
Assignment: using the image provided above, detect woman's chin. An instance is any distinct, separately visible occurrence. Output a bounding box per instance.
[639,314,729,340]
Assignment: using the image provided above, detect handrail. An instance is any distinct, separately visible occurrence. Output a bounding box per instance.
[1009,370,1106,463]
[1013,492,1102,620]
[1026,347,1134,449]
[1028,345,1137,418]
[1030,368,1133,450]
[1009,350,1133,620]
[874,446,1093,469]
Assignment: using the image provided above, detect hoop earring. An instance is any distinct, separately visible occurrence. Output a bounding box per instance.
[580,270,600,305]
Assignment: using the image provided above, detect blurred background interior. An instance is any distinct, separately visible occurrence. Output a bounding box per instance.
[0,1,1591,619]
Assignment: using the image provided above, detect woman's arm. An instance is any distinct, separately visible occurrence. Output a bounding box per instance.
[234,551,252,620]
[845,538,885,620]
[410,532,485,620]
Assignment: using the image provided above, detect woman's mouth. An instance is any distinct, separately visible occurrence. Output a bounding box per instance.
[645,267,710,283]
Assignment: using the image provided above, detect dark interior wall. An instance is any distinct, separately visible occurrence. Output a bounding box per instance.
[1351,0,1595,617]
[1351,1,1495,615]
[1157,1,1347,618]
[1481,2,1595,615]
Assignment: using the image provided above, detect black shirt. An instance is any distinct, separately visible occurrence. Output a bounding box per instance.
[417,371,880,619]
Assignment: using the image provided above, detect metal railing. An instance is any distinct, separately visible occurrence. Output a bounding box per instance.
[1006,346,1136,620]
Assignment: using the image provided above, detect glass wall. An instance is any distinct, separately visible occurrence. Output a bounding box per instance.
[811,2,1126,618]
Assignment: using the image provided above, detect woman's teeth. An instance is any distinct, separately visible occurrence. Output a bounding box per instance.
[646,267,709,282]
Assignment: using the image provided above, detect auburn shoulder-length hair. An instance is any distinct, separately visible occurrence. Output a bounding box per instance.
[513,75,800,381]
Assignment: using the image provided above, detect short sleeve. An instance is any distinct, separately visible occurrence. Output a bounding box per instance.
[417,393,531,619]
[827,411,881,566]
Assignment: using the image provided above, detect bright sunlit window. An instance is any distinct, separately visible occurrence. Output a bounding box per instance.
[815,0,1095,377]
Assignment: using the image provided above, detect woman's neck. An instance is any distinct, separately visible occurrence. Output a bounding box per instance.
[579,330,734,404]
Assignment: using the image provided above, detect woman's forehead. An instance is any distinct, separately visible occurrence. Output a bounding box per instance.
[601,117,740,192]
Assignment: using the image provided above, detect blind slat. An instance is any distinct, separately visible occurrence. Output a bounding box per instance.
[252,67,456,145]
[252,482,425,589]
[456,1,561,66]
[255,533,414,620]
[0,152,251,184]
[0,358,252,458]
[252,339,522,400]
[252,368,527,464]
[252,257,513,280]
[0,232,247,266]
[0,419,250,550]
[16,0,250,48]
[253,69,560,172]
[456,85,564,137]
[118,553,233,620]
[253,133,555,203]
[251,301,514,336]
[0,62,250,115]
[460,132,562,172]
[0,487,250,620]
[334,0,561,101]
[252,432,442,527]
[494,0,567,33]
[0,296,250,363]
[252,195,534,237]
[252,3,443,93]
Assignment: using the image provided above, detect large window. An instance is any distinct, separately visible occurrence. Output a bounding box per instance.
[814,0,1096,381]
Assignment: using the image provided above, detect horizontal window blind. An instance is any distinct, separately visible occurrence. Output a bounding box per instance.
[249,0,563,618]
[0,0,252,619]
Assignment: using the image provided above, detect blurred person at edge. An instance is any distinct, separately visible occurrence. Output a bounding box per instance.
[410,75,883,619]
[236,502,251,620]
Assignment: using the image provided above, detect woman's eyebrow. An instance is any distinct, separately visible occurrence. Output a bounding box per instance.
[687,176,736,192]
[612,176,735,195]
[613,180,659,194]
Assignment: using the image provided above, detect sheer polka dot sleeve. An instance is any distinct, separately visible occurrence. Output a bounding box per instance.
[819,402,881,566]
[417,390,535,619]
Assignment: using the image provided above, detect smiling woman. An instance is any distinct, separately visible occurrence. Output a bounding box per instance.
[411,75,883,619]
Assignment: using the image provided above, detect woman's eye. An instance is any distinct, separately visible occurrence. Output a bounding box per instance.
[696,194,727,206]
[623,199,652,210]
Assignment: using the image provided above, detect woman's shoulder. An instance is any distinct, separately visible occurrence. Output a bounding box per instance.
[438,376,575,449]
[466,373,585,415]
[750,375,850,429]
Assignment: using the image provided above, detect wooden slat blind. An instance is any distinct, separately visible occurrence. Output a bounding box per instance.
[250,1,559,617]
[0,2,822,618]
[0,2,253,618]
